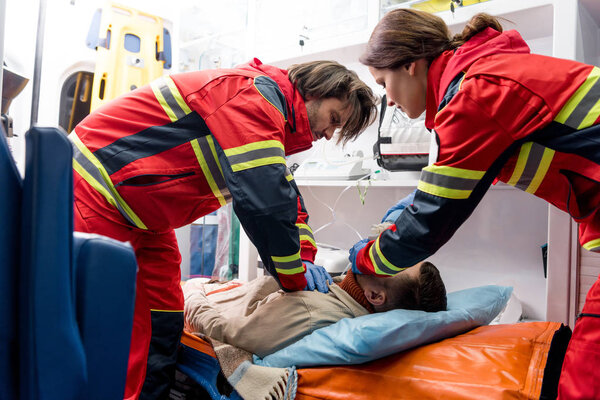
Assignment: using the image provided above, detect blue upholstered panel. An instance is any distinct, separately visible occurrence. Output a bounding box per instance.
[20,127,86,399]
[73,232,137,400]
[0,128,21,398]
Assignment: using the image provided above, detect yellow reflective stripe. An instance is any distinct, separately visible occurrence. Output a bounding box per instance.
[223,140,284,156]
[525,147,555,194]
[231,156,286,172]
[207,135,225,178]
[555,67,600,128]
[370,236,402,275]
[583,238,600,252]
[272,251,301,263]
[507,142,532,186]
[164,76,191,114]
[275,266,306,275]
[151,80,178,122]
[190,139,227,206]
[296,223,311,231]
[417,181,471,199]
[424,164,485,180]
[150,309,184,312]
[285,169,294,181]
[299,234,316,248]
[71,133,147,229]
[73,159,118,209]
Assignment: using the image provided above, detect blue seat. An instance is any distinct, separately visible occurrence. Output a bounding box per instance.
[18,126,137,399]
[0,125,21,399]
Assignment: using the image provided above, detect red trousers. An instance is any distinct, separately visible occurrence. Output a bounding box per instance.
[74,181,184,399]
[558,273,600,399]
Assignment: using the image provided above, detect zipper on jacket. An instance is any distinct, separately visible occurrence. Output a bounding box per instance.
[115,172,195,187]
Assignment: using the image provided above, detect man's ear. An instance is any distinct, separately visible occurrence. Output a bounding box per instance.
[364,288,386,307]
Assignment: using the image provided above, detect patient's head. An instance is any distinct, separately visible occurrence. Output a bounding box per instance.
[355,261,447,313]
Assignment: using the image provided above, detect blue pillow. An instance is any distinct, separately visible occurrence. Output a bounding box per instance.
[254,285,512,368]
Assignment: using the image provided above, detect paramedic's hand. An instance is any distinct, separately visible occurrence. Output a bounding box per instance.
[382,189,417,223]
[303,261,333,293]
[349,238,369,274]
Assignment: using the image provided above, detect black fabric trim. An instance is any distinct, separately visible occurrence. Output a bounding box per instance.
[95,112,211,175]
[437,72,465,112]
[540,324,572,400]
[533,121,600,165]
[578,312,600,318]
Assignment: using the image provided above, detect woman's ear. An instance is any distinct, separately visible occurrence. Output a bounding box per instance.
[405,61,416,75]
[364,288,386,307]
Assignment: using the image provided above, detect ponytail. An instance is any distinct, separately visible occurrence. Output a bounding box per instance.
[449,13,504,49]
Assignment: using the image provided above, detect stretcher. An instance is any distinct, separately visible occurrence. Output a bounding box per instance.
[173,279,570,400]
[174,321,569,400]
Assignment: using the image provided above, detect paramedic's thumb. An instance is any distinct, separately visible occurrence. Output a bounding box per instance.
[381,189,417,223]
[349,238,369,274]
[303,261,332,293]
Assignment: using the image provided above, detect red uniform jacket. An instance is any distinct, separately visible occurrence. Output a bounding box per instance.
[357,28,600,275]
[71,58,317,290]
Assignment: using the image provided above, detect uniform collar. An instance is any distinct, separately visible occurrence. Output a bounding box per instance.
[238,58,314,156]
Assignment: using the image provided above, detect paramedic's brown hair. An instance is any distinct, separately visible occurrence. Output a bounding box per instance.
[377,261,447,313]
[360,9,504,69]
[287,60,377,145]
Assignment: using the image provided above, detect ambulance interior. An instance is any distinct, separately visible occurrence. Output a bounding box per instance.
[1,0,599,399]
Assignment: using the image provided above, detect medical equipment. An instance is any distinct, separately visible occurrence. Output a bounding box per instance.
[293,154,370,180]
[313,244,350,275]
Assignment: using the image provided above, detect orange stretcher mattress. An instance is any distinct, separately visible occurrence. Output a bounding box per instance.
[179,321,569,400]
[295,321,567,400]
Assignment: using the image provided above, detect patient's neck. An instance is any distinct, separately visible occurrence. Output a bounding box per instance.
[338,270,375,313]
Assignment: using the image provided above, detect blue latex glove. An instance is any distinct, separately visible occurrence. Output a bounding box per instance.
[303,261,333,293]
[348,238,369,274]
[381,189,417,223]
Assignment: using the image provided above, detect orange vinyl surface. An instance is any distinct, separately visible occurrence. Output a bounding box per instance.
[181,331,216,359]
[295,321,561,400]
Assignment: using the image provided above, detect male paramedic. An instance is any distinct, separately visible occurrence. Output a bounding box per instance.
[70,58,377,399]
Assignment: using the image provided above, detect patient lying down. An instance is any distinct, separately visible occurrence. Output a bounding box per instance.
[184,262,447,358]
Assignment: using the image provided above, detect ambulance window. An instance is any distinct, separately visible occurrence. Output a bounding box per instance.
[124,34,141,53]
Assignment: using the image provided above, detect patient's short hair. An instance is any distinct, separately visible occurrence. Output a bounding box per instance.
[377,261,447,313]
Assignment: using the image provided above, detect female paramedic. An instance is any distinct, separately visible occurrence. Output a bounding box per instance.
[70,58,377,399]
[349,9,599,399]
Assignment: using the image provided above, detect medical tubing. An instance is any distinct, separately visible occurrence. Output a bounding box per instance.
[309,173,370,242]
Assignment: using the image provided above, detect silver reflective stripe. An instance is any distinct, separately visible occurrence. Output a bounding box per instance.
[196,136,231,201]
[297,227,314,241]
[564,77,600,129]
[72,143,141,227]
[420,169,479,191]
[227,146,285,166]
[369,244,400,275]
[273,259,302,272]
[514,143,545,191]
[158,82,188,120]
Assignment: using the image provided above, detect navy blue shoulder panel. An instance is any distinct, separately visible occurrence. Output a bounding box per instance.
[437,72,465,112]
[95,111,211,175]
[534,121,600,164]
[254,75,287,121]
